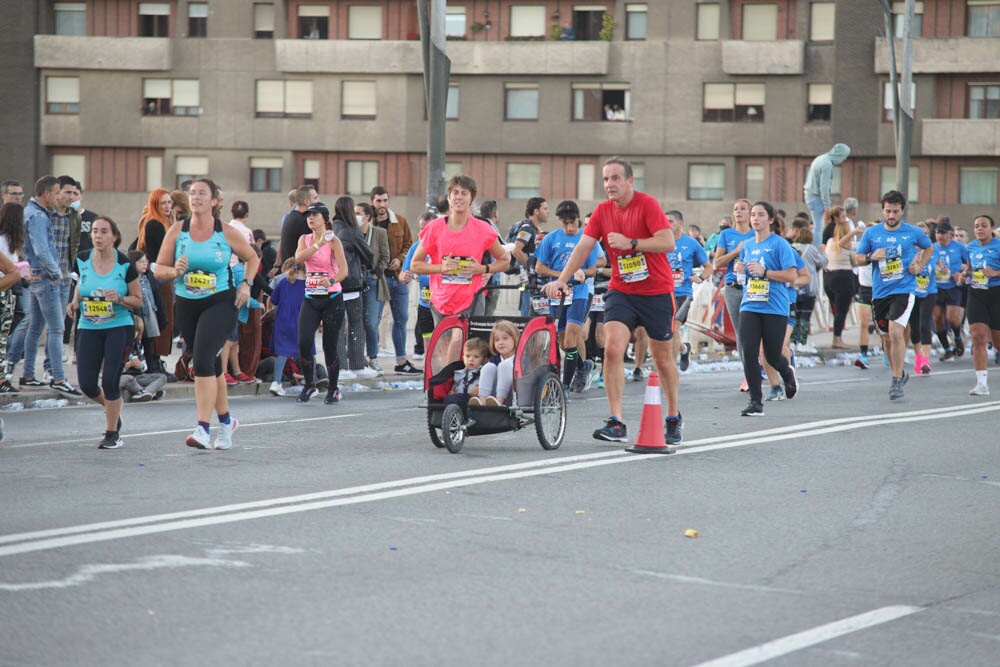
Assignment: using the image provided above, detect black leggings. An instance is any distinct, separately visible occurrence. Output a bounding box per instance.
[174,290,238,378]
[826,269,856,337]
[908,295,935,345]
[298,293,345,387]
[414,304,434,355]
[76,325,134,401]
[739,310,793,404]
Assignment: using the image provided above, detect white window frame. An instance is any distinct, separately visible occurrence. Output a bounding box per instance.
[883,80,917,122]
[346,160,379,196]
[446,6,467,37]
[446,85,460,120]
[625,3,648,40]
[256,80,313,118]
[145,155,163,193]
[505,83,539,121]
[745,164,765,201]
[54,2,87,36]
[688,164,725,201]
[742,3,778,41]
[959,166,998,205]
[254,3,275,38]
[250,157,283,193]
[879,166,920,203]
[51,155,85,187]
[509,5,546,38]
[175,156,209,189]
[506,163,542,198]
[810,3,835,42]
[577,163,596,200]
[348,5,382,40]
[341,81,377,119]
[46,76,80,114]
[696,3,720,40]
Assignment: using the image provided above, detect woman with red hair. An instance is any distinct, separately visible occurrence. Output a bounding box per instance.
[136,188,176,375]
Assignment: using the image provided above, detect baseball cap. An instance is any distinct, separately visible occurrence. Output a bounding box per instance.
[305,202,330,221]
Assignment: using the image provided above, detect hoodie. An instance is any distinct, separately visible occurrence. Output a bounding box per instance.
[804,143,851,208]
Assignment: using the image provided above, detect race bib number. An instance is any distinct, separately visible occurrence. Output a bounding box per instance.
[915,274,929,295]
[549,292,573,309]
[441,256,475,285]
[183,270,217,296]
[420,285,431,302]
[530,294,550,315]
[746,277,770,302]
[305,272,329,297]
[81,296,113,324]
[879,257,904,282]
[971,269,988,290]
[672,268,685,283]
[590,293,605,312]
[617,252,649,283]
[935,263,950,282]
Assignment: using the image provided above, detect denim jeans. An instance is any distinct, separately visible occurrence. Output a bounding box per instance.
[805,196,826,247]
[43,281,72,374]
[384,275,410,360]
[361,275,384,360]
[24,279,66,381]
[5,287,30,366]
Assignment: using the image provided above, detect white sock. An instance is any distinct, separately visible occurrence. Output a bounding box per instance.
[976,370,988,385]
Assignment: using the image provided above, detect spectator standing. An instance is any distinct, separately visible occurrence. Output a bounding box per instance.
[357,202,390,376]
[1,202,27,392]
[136,188,176,376]
[279,185,317,265]
[333,196,375,379]
[823,206,855,349]
[267,258,306,396]
[803,143,851,245]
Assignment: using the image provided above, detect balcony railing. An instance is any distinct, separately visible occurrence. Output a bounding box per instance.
[721,40,804,75]
[34,35,171,70]
[875,37,1000,74]
[921,119,1000,156]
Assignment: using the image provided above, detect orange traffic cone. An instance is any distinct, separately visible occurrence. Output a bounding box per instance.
[626,371,674,454]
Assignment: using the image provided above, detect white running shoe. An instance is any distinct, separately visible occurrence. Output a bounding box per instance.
[215,417,238,450]
[353,367,378,379]
[185,425,212,449]
[268,381,283,396]
[339,369,357,380]
[969,383,990,396]
[367,359,384,377]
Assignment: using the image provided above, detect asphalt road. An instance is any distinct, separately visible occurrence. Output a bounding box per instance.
[1,359,997,666]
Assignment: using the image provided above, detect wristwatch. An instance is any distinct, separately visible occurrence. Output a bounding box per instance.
[630,238,638,250]
[243,279,252,287]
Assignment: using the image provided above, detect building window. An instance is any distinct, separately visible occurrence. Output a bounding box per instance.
[505,83,539,120]
[342,81,377,119]
[696,3,720,40]
[445,162,463,180]
[807,83,832,122]
[892,1,923,36]
[810,3,835,42]
[146,156,163,192]
[688,164,725,200]
[46,76,80,114]
[298,4,329,39]
[54,2,87,36]
[138,2,170,37]
[967,0,1000,37]
[509,5,545,38]
[703,83,765,122]
[880,166,920,203]
[143,79,200,116]
[745,165,765,201]
[346,160,379,196]
[446,6,466,37]
[572,83,630,121]
[577,163,596,200]
[301,159,320,190]
[51,155,85,185]
[632,163,645,192]
[506,163,541,198]
[348,5,382,39]
[446,85,460,119]
[959,167,998,205]
[572,6,606,41]
[250,157,283,192]
[625,4,648,40]
[969,83,1000,119]
[883,81,917,122]
[742,3,777,41]
[256,80,313,118]
[188,2,208,37]
[175,156,208,189]
[254,3,275,38]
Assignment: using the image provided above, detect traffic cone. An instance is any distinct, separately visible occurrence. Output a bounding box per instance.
[626,372,674,454]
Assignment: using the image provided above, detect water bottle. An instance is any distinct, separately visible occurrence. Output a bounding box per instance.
[736,267,746,285]
[323,232,335,242]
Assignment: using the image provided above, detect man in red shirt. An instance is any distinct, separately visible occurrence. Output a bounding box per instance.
[543,157,682,447]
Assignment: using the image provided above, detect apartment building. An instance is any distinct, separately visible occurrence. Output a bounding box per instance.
[3,0,999,235]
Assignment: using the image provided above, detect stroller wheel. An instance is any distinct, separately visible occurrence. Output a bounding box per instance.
[442,403,466,454]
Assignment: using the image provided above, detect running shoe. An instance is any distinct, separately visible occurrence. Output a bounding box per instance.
[765,385,785,401]
[132,390,154,403]
[234,372,255,384]
[784,366,798,400]
[215,417,238,450]
[888,378,904,400]
[324,388,342,404]
[920,361,931,375]
[185,425,212,449]
[632,367,644,382]
[571,360,594,393]
[413,352,425,361]
[98,432,124,449]
[354,367,378,379]
[296,385,317,403]
[484,396,502,407]
[969,383,990,396]
[49,379,82,396]
[900,369,909,387]
[394,361,422,375]
[854,355,870,370]
[741,401,764,417]
[268,381,283,396]
[994,349,1000,366]
[593,417,627,443]
[339,369,357,380]
[153,390,165,400]
[468,396,483,406]
[596,374,605,389]
[940,349,955,362]
[367,358,384,377]
[18,377,45,387]
[665,413,683,445]
[679,342,691,372]
[224,372,238,386]
[0,379,20,393]
[584,361,598,391]
[954,336,965,358]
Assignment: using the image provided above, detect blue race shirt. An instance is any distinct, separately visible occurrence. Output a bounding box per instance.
[914,245,939,298]
[668,234,710,298]
[174,218,235,299]
[934,241,969,289]
[738,233,799,316]
[535,227,600,302]
[967,237,1000,290]
[75,249,139,330]
[403,242,431,308]
[856,222,932,300]
[716,227,754,284]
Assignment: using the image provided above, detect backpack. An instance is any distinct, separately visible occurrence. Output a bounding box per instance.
[504,219,536,275]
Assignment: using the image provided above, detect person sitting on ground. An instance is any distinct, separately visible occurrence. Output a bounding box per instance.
[120,317,167,402]
[471,320,520,407]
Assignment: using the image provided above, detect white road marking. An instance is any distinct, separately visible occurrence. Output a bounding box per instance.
[689,605,924,667]
[0,555,250,591]
[628,569,804,595]
[1,402,997,558]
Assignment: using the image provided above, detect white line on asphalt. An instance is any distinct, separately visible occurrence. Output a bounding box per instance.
[1,402,997,557]
[689,605,924,667]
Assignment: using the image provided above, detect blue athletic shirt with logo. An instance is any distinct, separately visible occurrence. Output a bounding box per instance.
[403,242,431,308]
[174,218,235,299]
[967,237,1000,289]
[668,234,710,298]
[914,245,939,298]
[738,233,799,316]
[74,249,139,330]
[535,227,600,302]
[934,241,969,289]
[855,222,932,300]
[717,227,755,284]
[787,250,806,322]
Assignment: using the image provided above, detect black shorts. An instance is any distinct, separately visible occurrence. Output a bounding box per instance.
[872,293,915,335]
[966,286,1000,330]
[674,295,692,324]
[604,290,675,342]
[935,286,963,307]
[856,285,873,306]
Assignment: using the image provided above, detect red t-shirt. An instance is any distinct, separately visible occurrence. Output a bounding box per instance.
[583,191,674,295]
[419,215,499,314]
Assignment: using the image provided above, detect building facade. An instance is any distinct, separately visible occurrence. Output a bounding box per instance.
[6,0,1000,235]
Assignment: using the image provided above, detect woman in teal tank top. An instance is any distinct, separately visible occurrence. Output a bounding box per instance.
[154,178,260,451]
[67,217,141,450]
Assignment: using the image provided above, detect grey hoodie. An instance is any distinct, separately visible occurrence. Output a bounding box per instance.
[804,143,851,208]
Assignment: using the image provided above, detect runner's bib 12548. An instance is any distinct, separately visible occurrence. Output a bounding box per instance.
[81,296,113,324]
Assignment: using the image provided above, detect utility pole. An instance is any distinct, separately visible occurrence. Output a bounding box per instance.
[418,0,450,212]
[878,0,915,198]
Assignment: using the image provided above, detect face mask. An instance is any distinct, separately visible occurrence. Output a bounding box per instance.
[69,200,81,211]
[356,215,364,225]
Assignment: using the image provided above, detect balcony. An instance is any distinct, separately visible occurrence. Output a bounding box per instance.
[875,38,1000,74]
[921,119,1000,156]
[34,35,171,71]
[275,40,609,75]
[720,40,804,75]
